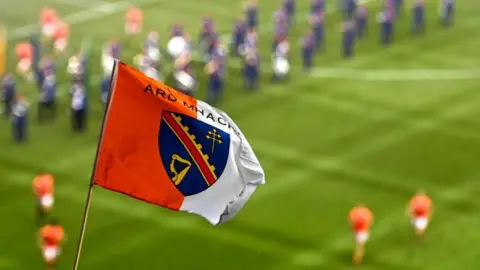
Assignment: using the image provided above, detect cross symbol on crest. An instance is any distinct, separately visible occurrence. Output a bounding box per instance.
[206,129,222,153]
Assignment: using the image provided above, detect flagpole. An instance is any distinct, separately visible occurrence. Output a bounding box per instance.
[72,60,119,270]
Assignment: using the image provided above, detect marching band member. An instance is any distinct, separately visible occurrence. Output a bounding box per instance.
[33,174,55,224]
[144,31,161,65]
[38,220,65,270]
[174,50,195,96]
[230,16,247,56]
[439,0,454,26]
[310,10,325,52]
[342,19,356,58]
[125,7,143,36]
[53,21,69,55]
[302,30,315,71]
[271,37,290,82]
[70,78,87,133]
[205,45,226,105]
[12,95,29,143]
[40,8,58,40]
[411,0,426,34]
[243,47,259,90]
[356,1,369,39]
[15,42,33,80]
[272,7,288,52]
[244,0,258,30]
[2,73,16,117]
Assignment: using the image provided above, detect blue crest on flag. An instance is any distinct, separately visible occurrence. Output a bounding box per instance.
[158,111,230,196]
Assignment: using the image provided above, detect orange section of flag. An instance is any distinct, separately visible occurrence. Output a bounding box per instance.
[93,62,198,210]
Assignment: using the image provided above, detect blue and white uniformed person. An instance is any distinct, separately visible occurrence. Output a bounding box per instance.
[345,0,358,19]
[342,20,356,58]
[2,74,16,117]
[310,10,325,52]
[272,8,288,52]
[100,74,111,105]
[356,2,369,39]
[245,0,258,30]
[231,17,247,56]
[272,37,290,82]
[243,48,260,90]
[378,7,394,45]
[439,0,454,26]
[283,0,295,27]
[70,80,87,133]
[411,0,426,34]
[38,71,56,123]
[205,46,226,105]
[302,30,315,71]
[174,50,196,97]
[11,95,29,143]
[144,31,161,67]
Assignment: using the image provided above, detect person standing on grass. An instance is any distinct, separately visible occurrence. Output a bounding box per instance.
[11,95,29,143]
[411,0,426,35]
[100,73,111,105]
[245,0,258,30]
[272,7,288,52]
[310,10,325,52]
[394,0,404,18]
[302,29,315,71]
[345,0,358,19]
[243,48,260,90]
[230,16,247,56]
[2,73,16,117]
[311,0,325,14]
[70,78,87,133]
[342,19,356,59]
[349,204,374,265]
[38,69,56,123]
[356,1,369,39]
[283,0,295,27]
[205,46,226,105]
[439,0,454,26]
[378,7,394,45]
[38,220,65,270]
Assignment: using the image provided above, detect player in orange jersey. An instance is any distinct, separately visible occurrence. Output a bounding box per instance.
[15,42,33,79]
[40,7,59,39]
[53,22,69,54]
[349,204,374,265]
[38,220,65,270]
[125,7,143,35]
[33,174,55,225]
[406,190,433,237]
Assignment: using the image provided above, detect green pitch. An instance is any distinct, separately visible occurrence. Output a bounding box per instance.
[1,0,480,269]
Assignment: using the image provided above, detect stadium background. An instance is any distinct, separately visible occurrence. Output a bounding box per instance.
[1,0,480,269]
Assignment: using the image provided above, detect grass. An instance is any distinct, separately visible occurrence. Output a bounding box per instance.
[1,0,479,269]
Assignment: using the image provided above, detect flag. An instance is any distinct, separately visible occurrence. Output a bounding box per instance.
[0,25,6,75]
[93,61,265,225]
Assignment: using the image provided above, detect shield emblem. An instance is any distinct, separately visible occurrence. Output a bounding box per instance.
[158,111,230,196]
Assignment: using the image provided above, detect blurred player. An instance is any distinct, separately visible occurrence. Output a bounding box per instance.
[342,19,356,58]
[230,16,247,56]
[53,22,69,54]
[38,220,65,270]
[70,78,87,133]
[203,31,219,64]
[406,190,433,237]
[243,48,259,90]
[311,0,325,14]
[310,10,325,52]
[15,42,33,80]
[345,0,358,19]
[144,31,161,65]
[199,15,214,47]
[439,0,454,26]
[411,0,426,34]
[244,0,258,30]
[394,0,404,18]
[40,8,58,40]
[205,46,226,105]
[283,0,295,27]
[271,37,290,82]
[302,30,315,71]
[356,1,369,39]
[12,95,29,143]
[38,58,57,123]
[33,174,55,225]
[125,7,143,36]
[174,50,195,96]
[102,38,121,76]
[378,7,394,45]
[349,204,373,265]
[2,73,16,117]
[272,7,288,52]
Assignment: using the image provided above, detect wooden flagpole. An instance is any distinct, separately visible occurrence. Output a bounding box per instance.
[72,60,119,270]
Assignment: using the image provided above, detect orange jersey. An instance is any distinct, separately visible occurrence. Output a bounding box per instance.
[33,174,55,197]
[15,43,32,60]
[40,8,58,25]
[54,22,69,40]
[126,7,143,23]
[40,225,64,247]
[349,206,373,232]
[409,195,432,217]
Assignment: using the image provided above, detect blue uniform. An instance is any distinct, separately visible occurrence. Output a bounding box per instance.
[2,74,16,117]
[207,49,225,105]
[412,0,425,34]
[12,98,28,143]
[245,30,258,53]
[302,32,315,70]
[199,17,214,44]
[71,83,87,132]
[273,9,288,51]
[38,75,57,122]
[311,11,325,51]
[231,19,247,56]
[440,0,454,26]
[380,9,394,45]
[283,0,295,26]
[29,34,43,89]
[356,5,368,39]
[342,21,356,58]
[394,0,403,17]
[245,2,258,29]
[244,50,259,90]
[101,75,111,104]
[345,0,358,19]
[311,0,325,13]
